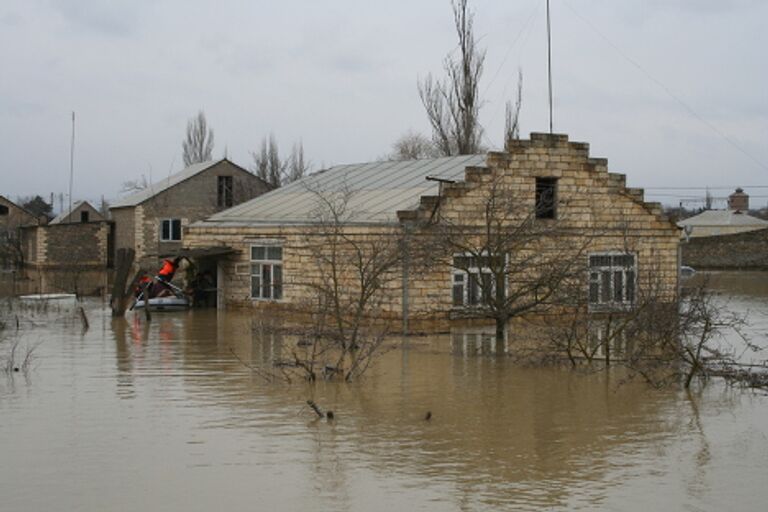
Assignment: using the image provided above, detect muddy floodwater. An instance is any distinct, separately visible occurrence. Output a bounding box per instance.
[1,272,767,511]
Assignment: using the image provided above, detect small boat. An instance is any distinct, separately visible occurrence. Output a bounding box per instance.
[19,293,77,305]
[133,295,190,312]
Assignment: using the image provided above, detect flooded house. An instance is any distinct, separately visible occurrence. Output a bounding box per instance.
[19,200,113,295]
[184,133,680,331]
[109,158,272,271]
[0,196,44,294]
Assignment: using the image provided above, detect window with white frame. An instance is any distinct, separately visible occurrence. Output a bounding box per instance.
[452,254,504,307]
[160,219,182,241]
[251,245,283,300]
[588,253,636,308]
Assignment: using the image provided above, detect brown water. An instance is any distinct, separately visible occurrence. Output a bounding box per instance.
[1,272,767,511]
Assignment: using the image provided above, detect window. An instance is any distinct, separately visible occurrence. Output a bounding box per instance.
[80,211,89,223]
[0,205,8,215]
[160,219,182,241]
[588,253,636,308]
[452,254,504,307]
[218,176,234,208]
[535,177,558,219]
[251,244,283,300]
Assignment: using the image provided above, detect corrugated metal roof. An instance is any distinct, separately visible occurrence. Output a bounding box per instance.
[678,210,768,227]
[110,159,222,208]
[198,155,486,226]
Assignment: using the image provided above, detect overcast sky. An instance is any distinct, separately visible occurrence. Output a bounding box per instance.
[1,0,766,210]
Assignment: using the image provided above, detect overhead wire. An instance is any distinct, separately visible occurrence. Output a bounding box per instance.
[559,0,768,173]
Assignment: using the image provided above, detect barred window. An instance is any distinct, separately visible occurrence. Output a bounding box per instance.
[452,253,505,307]
[535,177,558,219]
[588,253,636,308]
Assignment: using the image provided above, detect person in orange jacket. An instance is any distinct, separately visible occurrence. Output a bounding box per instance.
[158,257,181,283]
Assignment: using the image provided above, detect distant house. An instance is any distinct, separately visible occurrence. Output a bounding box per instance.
[49,200,105,225]
[109,158,271,268]
[184,133,680,329]
[678,188,768,238]
[0,195,42,272]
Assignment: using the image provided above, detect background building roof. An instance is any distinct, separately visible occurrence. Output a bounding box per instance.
[678,209,768,228]
[198,155,486,226]
[110,159,223,209]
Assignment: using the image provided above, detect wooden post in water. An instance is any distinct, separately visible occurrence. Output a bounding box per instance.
[110,248,135,317]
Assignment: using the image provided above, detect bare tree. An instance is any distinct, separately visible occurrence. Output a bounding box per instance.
[252,136,311,187]
[419,0,485,156]
[251,134,287,188]
[119,175,149,194]
[504,69,523,145]
[389,131,439,160]
[182,111,214,167]
[274,184,403,381]
[286,141,310,184]
[425,174,595,343]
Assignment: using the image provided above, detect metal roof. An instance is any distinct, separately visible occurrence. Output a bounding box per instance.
[197,155,486,226]
[110,159,223,208]
[677,210,768,228]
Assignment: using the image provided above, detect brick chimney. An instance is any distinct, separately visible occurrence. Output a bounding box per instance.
[728,188,749,211]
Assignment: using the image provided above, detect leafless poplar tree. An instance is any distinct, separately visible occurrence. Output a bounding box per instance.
[504,70,523,144]
[182,111,214,167]
[418,0,485,156]
[252,136,311,187]
[286,142,310,184]
[251,135,287,188]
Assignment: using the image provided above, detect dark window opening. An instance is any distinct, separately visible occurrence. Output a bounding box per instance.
[80,211,89,223]
[160,219,182,242]
[218,176,234,208]
[535,177,558,219]
[0,205,8,216]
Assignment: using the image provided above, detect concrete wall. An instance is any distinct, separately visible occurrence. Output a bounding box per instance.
[682,228,768,269]
[185,134,680,329]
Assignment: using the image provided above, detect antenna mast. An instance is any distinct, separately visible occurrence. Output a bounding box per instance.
[69,111,75,222]
[546,0,554,133]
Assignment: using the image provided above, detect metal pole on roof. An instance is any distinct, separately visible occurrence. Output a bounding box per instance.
[546,0,554,134]
[68,111,75,223]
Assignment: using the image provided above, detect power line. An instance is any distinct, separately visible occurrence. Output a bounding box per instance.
[560,0,768,173]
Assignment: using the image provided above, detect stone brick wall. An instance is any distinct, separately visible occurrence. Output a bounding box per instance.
[34,222,111,268]
[185,134,680,329]
[682,228,768,269]
[112,160,270,268]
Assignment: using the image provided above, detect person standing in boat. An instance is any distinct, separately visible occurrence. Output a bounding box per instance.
[158,257,181,283]
[155,257,183,297]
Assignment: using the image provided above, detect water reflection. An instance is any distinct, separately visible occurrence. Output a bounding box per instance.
[0,273,767,511]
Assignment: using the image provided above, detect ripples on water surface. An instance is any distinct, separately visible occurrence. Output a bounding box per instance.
[1,272,767,511]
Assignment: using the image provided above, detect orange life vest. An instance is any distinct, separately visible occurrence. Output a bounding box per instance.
[158,259,176,278]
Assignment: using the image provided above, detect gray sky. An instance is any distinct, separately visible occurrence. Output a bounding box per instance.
[1,0,766,209]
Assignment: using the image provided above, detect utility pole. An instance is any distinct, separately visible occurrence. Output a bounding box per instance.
[546,0,554,134]
[68,111,75,223]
